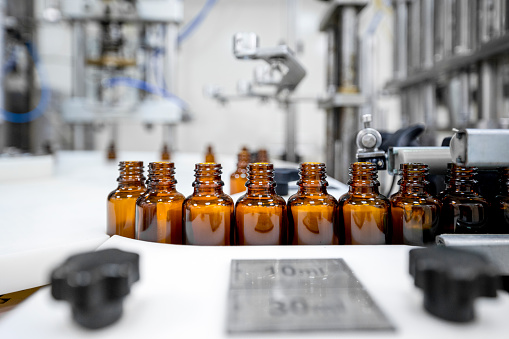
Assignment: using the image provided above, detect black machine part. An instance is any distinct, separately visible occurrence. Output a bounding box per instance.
[409,247,500,323]
[51,249,140,329]
[274,167,299,196]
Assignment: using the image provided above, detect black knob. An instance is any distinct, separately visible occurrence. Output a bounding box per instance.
[274,167,299,196]
[409,247,500,322]
[51,249,140,329]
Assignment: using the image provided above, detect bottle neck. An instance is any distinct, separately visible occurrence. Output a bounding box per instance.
[117,161,145,188]
[246,163,277,196]
[348,162,380,195]
[236,150,251,171]
[193,163,224,195]
[398,163,428,195]
[446,164,479,194]
[298,162,328,195]
[147,162,177,190]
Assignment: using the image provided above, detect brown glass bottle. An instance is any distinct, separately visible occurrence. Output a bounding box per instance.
[205,144,215,163]
[440,164,489,234]
[390,163,441,245]
[136,162,185,243]
[183,163,234,245]
[107,161,146,238]
[287,162,338,245]
[230,148,251,195]
[493,167,509,234]
[235,163,287,245]
[256,149,269,163]
[161,143,171,161]
[339,162,390,245]
[107,141,116,161]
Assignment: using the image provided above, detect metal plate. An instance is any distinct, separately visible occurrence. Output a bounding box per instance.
[227,259,394,333]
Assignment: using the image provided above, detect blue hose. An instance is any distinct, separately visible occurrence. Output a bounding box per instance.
[2,42,51,123]
[177,0,218,46]
[102,77,189,110]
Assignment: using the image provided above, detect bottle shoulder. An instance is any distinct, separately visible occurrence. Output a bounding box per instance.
[137,189,185,203]
[184,193,234,206]
[390,194,442,208]
[236,194,286,208]
[108,187,146,200]
[342,193,390,206]
[287,193,337,206]
[441,193,489,205]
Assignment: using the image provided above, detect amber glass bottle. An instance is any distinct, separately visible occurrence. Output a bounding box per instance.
[287,162,338,245]
[136,162,185,243]
[183,163,234,245]
[390,163,441,245]
[440,164,489,234]
[161,143,171,161]
[107,141,116,161]
[339,162,390,245]
[230,148,251,195]
[205,145,215,163]
[493,167,509,234]
[256,149,269,163]
[235,163,287,245]
[107,161,146,238]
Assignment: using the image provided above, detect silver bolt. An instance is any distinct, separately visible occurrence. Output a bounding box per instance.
[362,133,377,149]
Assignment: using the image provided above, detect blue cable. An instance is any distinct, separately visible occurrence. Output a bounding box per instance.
[177,0,218,46]
[2,42,51,123]
[102,77,189,110]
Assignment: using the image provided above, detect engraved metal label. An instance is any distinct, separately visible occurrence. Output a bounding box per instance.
[227,259,394,333]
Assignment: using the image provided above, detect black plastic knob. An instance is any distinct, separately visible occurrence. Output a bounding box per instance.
[274,167,299,196]
[51,249,140,329]
[409,247,500,322]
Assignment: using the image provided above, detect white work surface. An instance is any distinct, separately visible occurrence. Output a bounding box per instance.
[0,151,346,295]
[1,236,509,338]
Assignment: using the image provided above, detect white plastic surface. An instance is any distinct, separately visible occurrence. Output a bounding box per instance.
[1,236,509,338]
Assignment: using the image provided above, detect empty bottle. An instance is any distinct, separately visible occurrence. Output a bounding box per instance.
[107,141,116,161]
[107,161,146,238]
[230,147,251,195]
[493,167,509,234]
[287,162,338,245]
[161,143,171,161]
[205,144,215,163]
[256,149,269,163]
[390,163,441,245]
[235,163,287,245]
[183,163,234,245]
[339,162,390,245]
[440,164,489,234]
[136,162,185,243]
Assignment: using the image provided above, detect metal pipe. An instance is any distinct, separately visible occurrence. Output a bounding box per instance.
[71,21,86,97]
[339,6,358,92]
[408,0,421,72]
[421,0,434,68]
[455,0,470,54]
[479,60,498,128]
[422,82,436,145]
[433,0,445,62]
[285,101,297,163]
[468,0,479,51]
[394,0,408,79]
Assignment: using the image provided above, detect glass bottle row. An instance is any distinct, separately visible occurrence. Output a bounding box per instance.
[107,161,509,246]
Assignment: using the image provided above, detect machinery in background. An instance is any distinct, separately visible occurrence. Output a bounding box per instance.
[59,0,186,152]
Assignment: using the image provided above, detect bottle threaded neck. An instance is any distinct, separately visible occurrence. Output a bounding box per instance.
[348,162,379,187]
[398,163,429,189]
[246,162,276,190]
[117,161,145,183]
[193,162,224,188]
[237,149,251,169]
[147,162,177,186]
[447,163,478,192]
[297,162,328,189]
